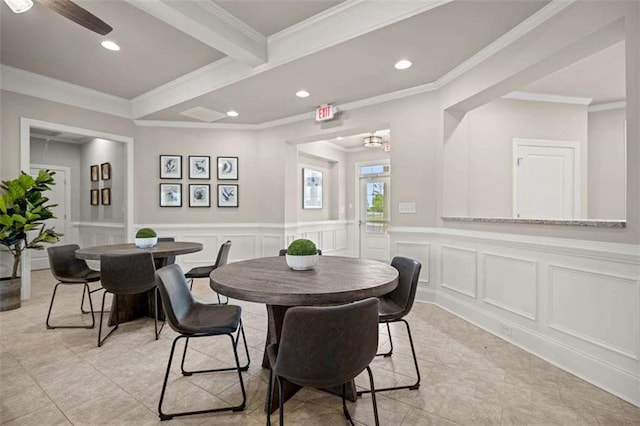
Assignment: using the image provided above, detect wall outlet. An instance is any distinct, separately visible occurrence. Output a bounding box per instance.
[499,324,512,336]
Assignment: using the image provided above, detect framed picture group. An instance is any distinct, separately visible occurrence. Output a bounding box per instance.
[158,154,239,208]
[90,162,112,206]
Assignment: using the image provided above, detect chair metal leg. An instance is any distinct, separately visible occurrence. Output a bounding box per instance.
[81,285,107,314]
[181,323,250,375]
[359,318,421,395]
[342,383,355,425]
[159,333,247,421]
[97,291,119,347]
[154,287,165,339]
[267,368,274,426]
[366,366,380,426]
[278,376,284,426]
[376,322,394,357]
[187,278,194,291]
[46,282,96,329]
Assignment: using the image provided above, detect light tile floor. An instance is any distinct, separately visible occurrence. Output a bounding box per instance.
[1,269,639,425]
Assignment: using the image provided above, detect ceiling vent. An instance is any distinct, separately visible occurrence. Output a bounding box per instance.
[179,107,226,122]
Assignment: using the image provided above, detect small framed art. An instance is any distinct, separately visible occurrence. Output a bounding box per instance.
[101,162,111,180]
[217,184,238,207]
[189,156,210,179]
[90,189,99,205]
[217,156,238,180]
[160,155,182,179]
[160,183,182,207]
[189,184,210,207]
[303,168,323,209]
[90,165,99,182]
[101,188,111,205]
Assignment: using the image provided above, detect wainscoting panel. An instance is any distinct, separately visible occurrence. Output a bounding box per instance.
[548,265,639,360]
[483,253,537,321]
[389,227,640,407]
[322,230,335,252]
[395,241,430,283]
[441,245,477,298]
[262,234,284,257]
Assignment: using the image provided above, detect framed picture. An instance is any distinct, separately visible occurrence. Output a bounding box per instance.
[160,183,182,207]
[101,188,111,205]
[90,189,99,205]
[217,184,238,207]
[160,155,182,179]
[189,156,210,180]
[217,156,238,180]
[101,162,111,180]
[189,184,210,207]
[90,165,99,182]
[303,168,323,209]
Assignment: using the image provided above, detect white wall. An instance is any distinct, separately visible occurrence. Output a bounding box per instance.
[443,98,589,218]
[588,108,627,219]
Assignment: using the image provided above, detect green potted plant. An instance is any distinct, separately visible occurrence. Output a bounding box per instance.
[0,170,62,311]
[135,227,158,248]
[285,239,318,270]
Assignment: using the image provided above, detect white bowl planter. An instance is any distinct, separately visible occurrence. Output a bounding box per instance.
[135,237,158,248]
[286,254,318,271]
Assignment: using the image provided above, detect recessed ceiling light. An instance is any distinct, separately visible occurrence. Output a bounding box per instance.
[296,90,310,98]
[226,110,239,117]
[101,40,120,51]
[336,136,343,140]
[394,59,412,70]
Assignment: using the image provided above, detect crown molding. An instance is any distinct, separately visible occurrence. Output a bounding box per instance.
[0,65,131,118]
[588,101,626,112]
[134,120,260,130]
[503,91,592,105]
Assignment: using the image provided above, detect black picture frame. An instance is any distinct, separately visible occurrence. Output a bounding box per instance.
[101,188,111,205]
[189,156,210,180]
[90,189,99,205]
[217,184,238,207]
[90,165,99,182]
[217,156,238,180]
[160,183,182,207]
[160,155,182,179]
[101,162,111,180]
[189,184,210,207]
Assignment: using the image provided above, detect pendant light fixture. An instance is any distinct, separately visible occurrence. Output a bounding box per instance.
[363,133,383,148]
[3,0,33,13]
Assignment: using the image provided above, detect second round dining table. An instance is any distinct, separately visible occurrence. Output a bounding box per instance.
[210,255,398,413]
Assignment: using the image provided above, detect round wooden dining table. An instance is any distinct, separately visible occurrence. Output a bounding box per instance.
[76,241,203,325]
[210,255,398,413]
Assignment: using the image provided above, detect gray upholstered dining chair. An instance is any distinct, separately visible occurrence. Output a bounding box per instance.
[155,264,250,421]
[185,240,231,303]
[267,298,380,426]
[46,244,103,329]
[359,256,422,395]
[97,251,163,347]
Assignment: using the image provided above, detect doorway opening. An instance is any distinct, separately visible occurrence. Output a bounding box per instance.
[357,160,391,261]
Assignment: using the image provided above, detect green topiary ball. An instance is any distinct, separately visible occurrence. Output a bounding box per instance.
[136,228,157,238]
[287,239,317,256]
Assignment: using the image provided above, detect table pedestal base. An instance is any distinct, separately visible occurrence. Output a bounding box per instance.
[108,290,164,326]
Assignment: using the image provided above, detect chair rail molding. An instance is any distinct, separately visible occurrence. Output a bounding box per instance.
[389,226,640,408]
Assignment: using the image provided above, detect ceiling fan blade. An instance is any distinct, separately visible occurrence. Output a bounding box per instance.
[35,0,112,35]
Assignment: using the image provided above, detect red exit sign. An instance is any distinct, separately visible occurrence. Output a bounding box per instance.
[315,104,336,122]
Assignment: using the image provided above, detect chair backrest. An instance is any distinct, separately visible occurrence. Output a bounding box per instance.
[274,298,379,389]
[214,240,232,268]
[278,248,323,256]
[155,264,196,332]
[384,256,422,318]
[47,244,91,281]
[158,237,176,265]
[100,252,157,295]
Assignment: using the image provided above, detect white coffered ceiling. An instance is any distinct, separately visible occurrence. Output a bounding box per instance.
[0,0,623,127]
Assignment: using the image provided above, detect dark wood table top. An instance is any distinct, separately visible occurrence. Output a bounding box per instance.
[210,256,398,306]
[76,241,203,260]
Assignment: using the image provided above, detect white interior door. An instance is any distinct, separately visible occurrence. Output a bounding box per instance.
[513,139,580,219]
[29,165,69,270]
[359,173,390,262]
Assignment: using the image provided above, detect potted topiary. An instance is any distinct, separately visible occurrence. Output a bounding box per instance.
[285,239,318,270]
[0,170,62,311]
[135,228,158,248]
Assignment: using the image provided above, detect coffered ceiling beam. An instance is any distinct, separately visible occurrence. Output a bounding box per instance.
[124,0,267,67]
